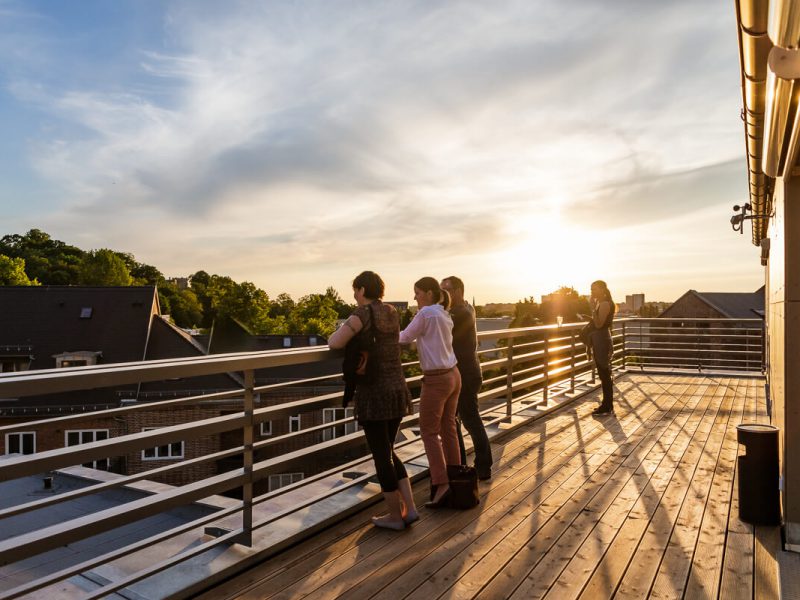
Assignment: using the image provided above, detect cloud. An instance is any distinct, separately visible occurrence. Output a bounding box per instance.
[0,0,762,301]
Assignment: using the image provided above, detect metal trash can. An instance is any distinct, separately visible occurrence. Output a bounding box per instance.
[736,423,780,525]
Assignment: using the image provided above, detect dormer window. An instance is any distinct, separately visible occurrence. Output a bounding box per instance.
[80,307,93,319]
[54,351,102,368]
[0,346,33,372]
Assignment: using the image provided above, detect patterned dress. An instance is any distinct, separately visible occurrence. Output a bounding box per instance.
[352,301,412,422]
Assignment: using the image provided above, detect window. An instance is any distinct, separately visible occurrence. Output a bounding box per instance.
[289,415,301,433]
[65,429,109,470]
[54,351,100,368]
[323,407,357,441]
[5,432,35,455]
[268,472,304,492]
[309,336,318,346]
[61,360,88,368]
[260,421,272,436]
[1,357,31,372]
[142,428,184,460]
[283,337,292,348]
[80,307,93,319]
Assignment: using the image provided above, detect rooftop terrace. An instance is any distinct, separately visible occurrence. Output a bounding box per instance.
[0,318,795,599]
[198,373,797,600]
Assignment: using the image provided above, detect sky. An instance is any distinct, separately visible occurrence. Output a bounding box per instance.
[0,0,764,304]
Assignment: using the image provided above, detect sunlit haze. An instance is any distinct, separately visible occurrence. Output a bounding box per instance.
[0,1,762,303]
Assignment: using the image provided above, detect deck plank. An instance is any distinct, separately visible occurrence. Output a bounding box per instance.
[504,381,712,600]
[458,380,699,600]
[641,379,740,599]
[574,380,730,600]
[612,380,735,599]
[683,379,751,600]
[548,378,737,600]
[196,374,775,600]
[229,378,657,600]
[718,380,756,600]
[299,379,667,600]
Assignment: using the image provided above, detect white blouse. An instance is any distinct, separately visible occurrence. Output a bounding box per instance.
[399,304,458,372]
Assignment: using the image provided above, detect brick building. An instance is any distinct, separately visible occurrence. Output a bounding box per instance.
[0,286,357,491]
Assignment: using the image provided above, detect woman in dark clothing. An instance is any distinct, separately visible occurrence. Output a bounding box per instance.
[328,271,416,530]
[589,280,616,415]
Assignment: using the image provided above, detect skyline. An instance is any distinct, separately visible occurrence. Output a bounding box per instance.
[0,1,763,303]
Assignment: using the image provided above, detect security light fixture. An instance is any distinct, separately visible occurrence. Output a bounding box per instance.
[731,203,771,234]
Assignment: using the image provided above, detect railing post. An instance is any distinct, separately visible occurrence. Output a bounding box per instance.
[241,369,254,546]
[505,339,515,416]
[621,321,626,370]
[543,333,550,405]
[569,331,576,393]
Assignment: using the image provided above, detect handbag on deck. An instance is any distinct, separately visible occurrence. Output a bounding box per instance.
[447,464,480,509]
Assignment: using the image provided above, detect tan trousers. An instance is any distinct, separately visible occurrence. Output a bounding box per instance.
[419,368,462,485]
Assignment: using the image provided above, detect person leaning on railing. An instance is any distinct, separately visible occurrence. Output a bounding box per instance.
[440,275,492,481]
[328,271,418,531]
[399,276,462,509]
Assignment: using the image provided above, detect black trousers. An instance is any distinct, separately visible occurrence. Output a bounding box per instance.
[361,417,407,492]
[591,329,614,409]
[455,372,493,475]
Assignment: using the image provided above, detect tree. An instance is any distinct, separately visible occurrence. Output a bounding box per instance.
[539,287,591,324]
[79,249,133,286]
[270,292,295,318]
[289,294,339,337]
[323,286,354,319]
[510,297,541,328]
[204,276,271,331]
[169,288,204,327]
[0,255,39,285]
[0,229,84,284]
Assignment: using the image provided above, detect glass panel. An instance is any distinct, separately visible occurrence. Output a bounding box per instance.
[82,431,93,444]
[157,445,169,457]
[170,442,182,456]
[8,435,20,454]
[96,431,108,441]
[144,447,155,458]
[22,434,34,454]
[67,431,80,446]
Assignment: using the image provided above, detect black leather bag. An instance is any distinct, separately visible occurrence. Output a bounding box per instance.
[447,464,480,509]
[342,304,378,406]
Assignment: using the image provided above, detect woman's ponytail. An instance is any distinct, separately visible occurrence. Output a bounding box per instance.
[414,276,450,310]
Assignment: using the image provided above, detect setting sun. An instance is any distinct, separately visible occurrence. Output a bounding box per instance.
[495,211,612,298]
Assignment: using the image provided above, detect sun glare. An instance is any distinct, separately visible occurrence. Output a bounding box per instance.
[495,212,611,298]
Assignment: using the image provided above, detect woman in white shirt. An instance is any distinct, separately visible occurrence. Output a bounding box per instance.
[400,276,462,508]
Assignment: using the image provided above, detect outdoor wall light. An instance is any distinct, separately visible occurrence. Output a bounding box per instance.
[731,203,771,234]
[762,47,800,178]
[768,0,800,49]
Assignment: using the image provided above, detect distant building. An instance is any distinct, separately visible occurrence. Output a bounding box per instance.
[167,276,192,290]
[659,286,765,319]
[625,293,645,314]
[0,286,238,485]
[385,301,408,311]
[0,286,353,492]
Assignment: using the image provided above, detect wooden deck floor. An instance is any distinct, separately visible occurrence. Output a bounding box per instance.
[198,373,784,600]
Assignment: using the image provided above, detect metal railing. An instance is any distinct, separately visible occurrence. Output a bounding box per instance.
[0,317,762,598]
[620,317,764,373]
